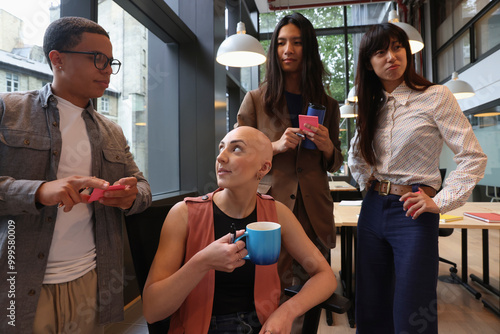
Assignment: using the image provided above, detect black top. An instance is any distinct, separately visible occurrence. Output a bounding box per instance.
[285,91,303,128]
[212,202,257,315]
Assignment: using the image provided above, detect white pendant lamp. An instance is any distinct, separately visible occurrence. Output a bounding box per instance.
[347,87,358,103]
[388,9,424,54]
[444,71,475,100]
[216,0,266,68]
[340,100,357,118]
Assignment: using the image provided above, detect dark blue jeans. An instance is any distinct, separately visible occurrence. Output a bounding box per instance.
[208,311,261,334]
[355,187,439,334]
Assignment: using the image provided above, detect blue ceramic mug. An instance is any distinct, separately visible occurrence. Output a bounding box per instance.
[235,222,281,265]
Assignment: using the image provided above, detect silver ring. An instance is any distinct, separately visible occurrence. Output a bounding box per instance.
[264,330,272,334]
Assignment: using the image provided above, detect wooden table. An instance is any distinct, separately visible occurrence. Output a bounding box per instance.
[334,201,500,325]
[335,201,500,227]
[329,181,359,202]
[329,181,357,192]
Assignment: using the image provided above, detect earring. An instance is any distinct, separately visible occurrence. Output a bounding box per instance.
[58,66,62,69]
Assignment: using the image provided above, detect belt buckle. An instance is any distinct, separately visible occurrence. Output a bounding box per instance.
[379,180,391,196]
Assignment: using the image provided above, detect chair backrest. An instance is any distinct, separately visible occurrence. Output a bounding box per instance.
[439,168,447,191]
[437,168,454,237]
[125,204,174,333]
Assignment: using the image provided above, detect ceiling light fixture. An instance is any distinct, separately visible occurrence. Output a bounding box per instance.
[388,3,424,54]
[474,112,500,117]
[347,87,357,103]
[216,0,266,67]
[444,71,475,100]
[340,100,357,118]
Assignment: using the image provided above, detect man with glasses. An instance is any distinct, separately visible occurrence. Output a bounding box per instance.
[0,17,151,333]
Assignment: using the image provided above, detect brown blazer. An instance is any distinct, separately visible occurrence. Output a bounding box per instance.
[237,88,343,248]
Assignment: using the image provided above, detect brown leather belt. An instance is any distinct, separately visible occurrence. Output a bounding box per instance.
[372,180,436,198]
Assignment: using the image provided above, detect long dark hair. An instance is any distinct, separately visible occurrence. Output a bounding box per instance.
[262,12,329,122]
[354,23,434,166]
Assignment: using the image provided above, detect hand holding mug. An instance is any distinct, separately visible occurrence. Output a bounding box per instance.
[234,222,281,265]
[200,231,247,272]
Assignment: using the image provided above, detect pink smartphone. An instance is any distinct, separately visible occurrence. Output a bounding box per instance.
[298,115,318,131]
[88,184,126,202]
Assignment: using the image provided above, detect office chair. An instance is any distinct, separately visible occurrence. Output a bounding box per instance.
[486,185,500,202]
[125,204,174,333]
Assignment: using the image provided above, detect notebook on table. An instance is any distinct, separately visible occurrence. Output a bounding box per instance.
[439,214,463,223]
[463,212,500,223]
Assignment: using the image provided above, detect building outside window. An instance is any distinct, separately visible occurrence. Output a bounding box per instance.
[5,73,19,92]
[0,4,56,92]
[100,96,110,114]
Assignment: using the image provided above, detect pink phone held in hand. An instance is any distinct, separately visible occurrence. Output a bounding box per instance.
[88,184,126,202]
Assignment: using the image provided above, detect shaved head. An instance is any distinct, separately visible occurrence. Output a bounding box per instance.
[217,126,273,186]
[229,126,273,164]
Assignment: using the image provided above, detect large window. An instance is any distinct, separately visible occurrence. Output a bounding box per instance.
[97,0,180,196]
[435,0,492,49]
[0,0,182,197]
[436,31,471,82]
[434,0,500,82]
[476,2,500,57]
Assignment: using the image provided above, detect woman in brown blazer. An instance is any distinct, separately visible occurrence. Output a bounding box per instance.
[237,12,343,290]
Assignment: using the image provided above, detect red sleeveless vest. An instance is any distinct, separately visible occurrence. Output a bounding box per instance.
[168,189,281,334]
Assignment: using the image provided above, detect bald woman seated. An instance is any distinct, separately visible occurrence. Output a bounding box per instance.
[142,126,336,334]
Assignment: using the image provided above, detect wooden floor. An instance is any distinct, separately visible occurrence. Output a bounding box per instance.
[105,228,500,334]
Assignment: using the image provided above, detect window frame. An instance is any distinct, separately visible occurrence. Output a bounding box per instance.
[432,0,500,84]
[6,72,19,92]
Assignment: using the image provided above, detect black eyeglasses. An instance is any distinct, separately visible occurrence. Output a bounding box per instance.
[59,51,122,74]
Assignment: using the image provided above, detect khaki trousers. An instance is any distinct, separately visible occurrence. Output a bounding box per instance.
[33,268,104,334]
